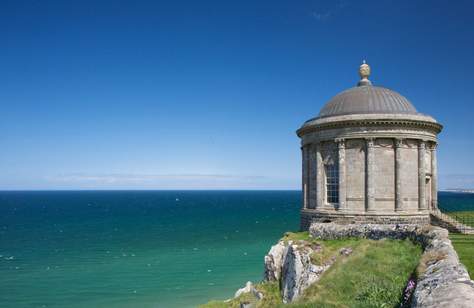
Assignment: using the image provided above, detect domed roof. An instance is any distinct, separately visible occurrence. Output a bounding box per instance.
[318,85,417,118]
[318,61,418,118]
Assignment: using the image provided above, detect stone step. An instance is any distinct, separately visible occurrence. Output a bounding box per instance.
[430,211,473,235]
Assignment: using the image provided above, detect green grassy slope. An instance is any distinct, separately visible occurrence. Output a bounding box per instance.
[289,239,421,308]
[450,234,474,277]
[200,237,422,308]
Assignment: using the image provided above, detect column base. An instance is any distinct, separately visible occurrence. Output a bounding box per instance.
[300,209,431,231]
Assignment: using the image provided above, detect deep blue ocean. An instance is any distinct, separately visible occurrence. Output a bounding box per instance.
[0,191,471,308]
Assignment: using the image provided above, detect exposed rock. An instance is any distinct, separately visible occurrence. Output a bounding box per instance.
[263,241,287,282]
[234,281,263,301]
[280,244,331,303]
[228,223,473,307]
[308,222,474,308]
[412,230,474,308]
[310,223,427,242]
[339,247,353,256]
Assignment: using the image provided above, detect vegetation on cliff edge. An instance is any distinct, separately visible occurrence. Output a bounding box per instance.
[200,234,422,308]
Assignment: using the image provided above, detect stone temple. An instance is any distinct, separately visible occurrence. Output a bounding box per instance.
[297,62,443,230]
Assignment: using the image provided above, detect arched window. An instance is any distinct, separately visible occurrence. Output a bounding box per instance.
[325,160,339,204]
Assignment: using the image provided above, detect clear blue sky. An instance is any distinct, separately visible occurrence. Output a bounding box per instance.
[1,0,473,190]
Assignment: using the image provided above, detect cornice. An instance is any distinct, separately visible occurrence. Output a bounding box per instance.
[297,118,443,137]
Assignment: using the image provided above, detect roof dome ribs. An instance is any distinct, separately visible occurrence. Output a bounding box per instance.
[318,62,419,119]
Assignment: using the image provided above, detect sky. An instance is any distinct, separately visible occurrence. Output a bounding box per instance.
[1,0,473,190]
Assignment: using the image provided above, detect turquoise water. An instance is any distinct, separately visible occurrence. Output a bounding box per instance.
[0,191,300,308]
[437,192,474,212]
[0,191,472,308]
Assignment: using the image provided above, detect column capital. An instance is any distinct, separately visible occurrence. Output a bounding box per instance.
[418,140,426,149]
[366,137,375,148]
[395,138,404,148]
[335,138,345,149]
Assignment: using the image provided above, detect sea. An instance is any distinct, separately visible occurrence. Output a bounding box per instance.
[0,190,472,308]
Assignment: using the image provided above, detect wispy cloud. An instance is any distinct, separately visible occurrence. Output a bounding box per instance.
[37,172,301,190]
[312,11,332,22]
[48,173,267,184]
[440,174,474,190]
[311,1,347,22]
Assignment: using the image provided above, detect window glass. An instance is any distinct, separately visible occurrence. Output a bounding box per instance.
[325,160,339,204]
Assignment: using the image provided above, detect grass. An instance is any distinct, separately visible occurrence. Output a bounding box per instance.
[450,234,474,277]
[282,231,361,266]
[199,282,281,308]
[447,211,474,227]
[289,239,422,308]
[200,235,422,308]
[281,231,311,242]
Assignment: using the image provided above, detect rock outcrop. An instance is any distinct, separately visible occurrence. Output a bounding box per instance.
[412,228,474,308]
[234,281,263,300]
[263,241,286,282]
[228,223,474,307]
[280,244,332,303]
[262,239,348,303]
[309,222,474,308]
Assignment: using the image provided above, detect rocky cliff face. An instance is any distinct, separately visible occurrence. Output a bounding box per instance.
[263,241,285,282]
[230,223,474,307]
[262,239,345,303]
[280,244,332,303]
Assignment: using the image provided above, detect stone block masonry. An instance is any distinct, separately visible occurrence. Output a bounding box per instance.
[300,209,430,230]
[297,63,442,227]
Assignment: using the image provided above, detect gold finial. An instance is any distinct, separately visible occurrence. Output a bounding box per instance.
[358,60,372,86]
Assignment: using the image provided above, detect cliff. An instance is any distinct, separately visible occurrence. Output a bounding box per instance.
[201,223,474,308]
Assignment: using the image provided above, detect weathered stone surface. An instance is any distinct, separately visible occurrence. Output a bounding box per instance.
[262,239,340,303]
[413,282,474,308]
[234,281,263,300]
[430,210,474,235]
[310,222,427,241]
[301,210,431,231]
[297,68,442,229]
[263,241,287,282]
[339,247,353,256]
[308,222,474,308]
[412,228,474,307]
[230,223,472,307]
[280,244,330,303]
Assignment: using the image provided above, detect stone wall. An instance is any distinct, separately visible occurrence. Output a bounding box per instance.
[374,139,396,211]
[400,140,420,211]
[309,223,474,308]
[300,209,430,231]
[345,139,366,211]
[299,117,440,222]
[300,136,437,221]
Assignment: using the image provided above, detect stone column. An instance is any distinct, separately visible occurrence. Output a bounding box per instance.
[337,139,346,210]
[395,138,403,211]
[366,138,375,212]
[308,144,317,209]
[430,143,438,210]
[316,143,323,209]
[302,145,308,209]
[418,141,427,210]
